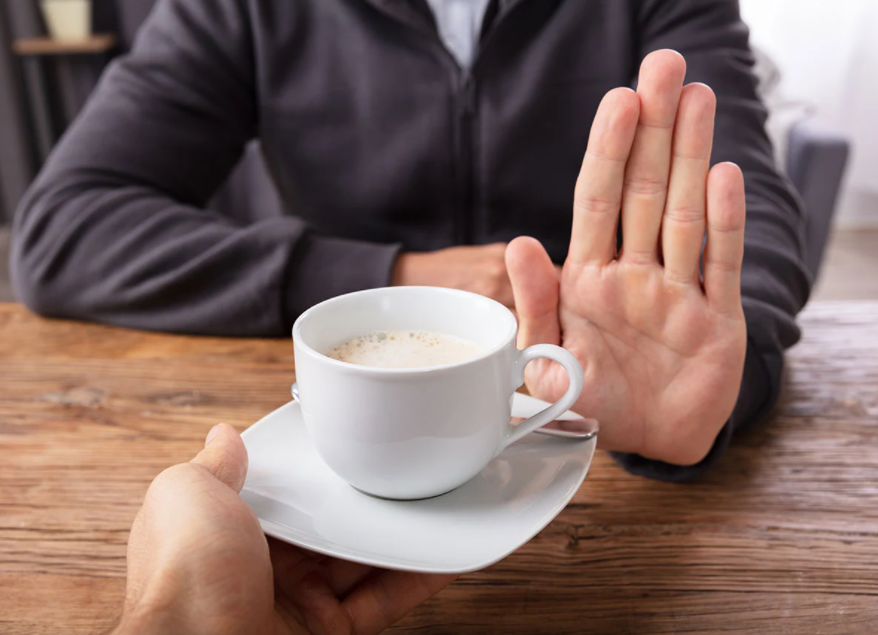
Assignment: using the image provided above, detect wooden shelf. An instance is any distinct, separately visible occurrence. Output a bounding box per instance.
[12,34,117,56]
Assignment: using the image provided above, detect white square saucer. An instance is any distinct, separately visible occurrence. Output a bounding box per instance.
[241,393,596,573]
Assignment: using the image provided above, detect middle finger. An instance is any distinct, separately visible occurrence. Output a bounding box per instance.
[620,49,687,265]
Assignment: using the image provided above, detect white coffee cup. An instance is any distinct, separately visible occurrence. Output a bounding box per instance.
[293,287,584,500]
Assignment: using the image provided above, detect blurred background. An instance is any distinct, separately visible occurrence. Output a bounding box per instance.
[0,0,875,304]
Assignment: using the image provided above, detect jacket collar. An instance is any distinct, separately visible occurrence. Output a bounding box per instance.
[360,0,435,33]
[361,0,525,33]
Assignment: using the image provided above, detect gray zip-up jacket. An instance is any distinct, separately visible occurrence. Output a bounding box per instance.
[11,0,811,480]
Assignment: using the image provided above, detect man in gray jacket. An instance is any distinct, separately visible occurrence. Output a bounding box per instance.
[11,0,810,479]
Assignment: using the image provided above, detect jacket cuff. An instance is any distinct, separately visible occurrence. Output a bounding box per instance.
[609,340,772,482]
[283,234,402,328]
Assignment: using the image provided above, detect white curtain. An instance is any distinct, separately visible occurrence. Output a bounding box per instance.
[740,0,878,226]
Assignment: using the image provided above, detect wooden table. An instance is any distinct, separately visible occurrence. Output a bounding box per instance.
[2,302,878,634]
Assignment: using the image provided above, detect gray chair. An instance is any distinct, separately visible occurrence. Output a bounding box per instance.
[751,46,852,282]
[785,118,851,280]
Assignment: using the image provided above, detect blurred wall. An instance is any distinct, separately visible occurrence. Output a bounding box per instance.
[0,0,125,224]
[741,0,878,228]
[0,1,39,224]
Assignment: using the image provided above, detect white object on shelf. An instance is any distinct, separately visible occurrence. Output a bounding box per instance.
[40,0,92,42]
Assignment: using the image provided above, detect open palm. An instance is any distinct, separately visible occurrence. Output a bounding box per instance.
[507,50,747,466]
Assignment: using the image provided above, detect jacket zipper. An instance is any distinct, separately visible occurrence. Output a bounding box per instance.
[363,0,532,245]
[453,0,529,245]
[457,73,477,245]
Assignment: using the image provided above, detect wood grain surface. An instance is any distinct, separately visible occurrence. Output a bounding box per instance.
[1,302,877,634]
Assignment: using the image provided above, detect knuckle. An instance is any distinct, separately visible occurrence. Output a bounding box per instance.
[573,192,619,217]
[664,205,705,226]
[624,175,668,197]
[584,149,627,166]
[664,270,696,286]
[637,117,675,131]
[149,463,194,493]
[705,258,739,274]
[482,273,510,300]
[488,280,506,299]
[622,248,655,266]
[708,219,744,234]
[484,258,508,281]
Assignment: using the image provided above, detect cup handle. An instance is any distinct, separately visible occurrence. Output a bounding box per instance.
[501,344,585,450]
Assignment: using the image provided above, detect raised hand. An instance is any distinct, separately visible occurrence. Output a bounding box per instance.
[506,50,748,466]
[115,424,455,635]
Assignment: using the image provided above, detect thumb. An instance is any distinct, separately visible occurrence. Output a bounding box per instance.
[190,424,249,493]
[506,237,561,348]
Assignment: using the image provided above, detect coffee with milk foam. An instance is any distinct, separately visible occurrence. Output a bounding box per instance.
[327,330,485,369]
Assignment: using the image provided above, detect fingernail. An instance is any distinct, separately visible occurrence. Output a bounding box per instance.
[205,424,222,446]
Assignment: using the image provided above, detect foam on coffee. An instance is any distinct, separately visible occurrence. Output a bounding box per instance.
[326,330,485,369]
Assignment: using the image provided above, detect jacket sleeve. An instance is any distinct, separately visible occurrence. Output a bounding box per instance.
[611,0,812,481]
[10,0,400,336]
